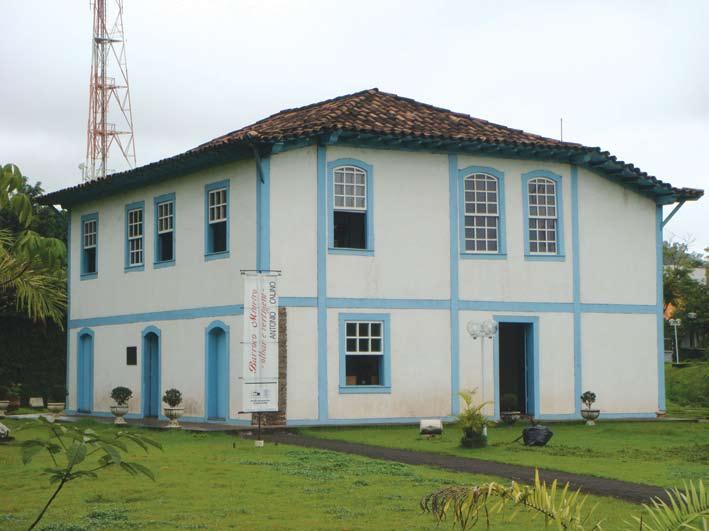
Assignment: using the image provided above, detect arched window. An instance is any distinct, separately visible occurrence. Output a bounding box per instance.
[527,177,558,254]
[328,158,374,254]
[463,173,500,253]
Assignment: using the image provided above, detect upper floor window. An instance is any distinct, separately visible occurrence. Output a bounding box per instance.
[204,180,230,258]
[522,170,564,260]
[125,202,144,269]
[81,213,98,277]
[463,173,499,253]
[154,193,175,265]
[339,313,391,394]
[328,159,374,255]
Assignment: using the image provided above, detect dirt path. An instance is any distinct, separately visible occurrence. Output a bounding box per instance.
[261,432,667,504]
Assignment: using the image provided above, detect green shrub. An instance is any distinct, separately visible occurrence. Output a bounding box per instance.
[110,386,132,406]
[666,361,709,407]
[162,388,182,407]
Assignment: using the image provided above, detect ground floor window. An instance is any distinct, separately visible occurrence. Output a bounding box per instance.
[339,313,391,393]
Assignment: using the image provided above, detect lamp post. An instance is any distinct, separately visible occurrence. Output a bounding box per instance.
[466,320,498,413]
[668,318,681,364]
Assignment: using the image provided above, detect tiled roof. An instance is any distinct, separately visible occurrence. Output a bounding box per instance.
[39,88,703,206]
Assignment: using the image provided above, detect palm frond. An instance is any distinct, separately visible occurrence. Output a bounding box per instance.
[627,480,708,531]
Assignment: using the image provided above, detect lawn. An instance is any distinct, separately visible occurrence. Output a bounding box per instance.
[301,420,709,488]
[1,419,641,530]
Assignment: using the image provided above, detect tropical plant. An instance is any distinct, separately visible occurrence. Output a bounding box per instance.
[20,417,161,530]
[458,389,490,448]
[580,391,596,410]
[628,480,708,530]
[162,388,182,407]
[421,470,601,530]
[110,386,133,406]
[0,163,66,326]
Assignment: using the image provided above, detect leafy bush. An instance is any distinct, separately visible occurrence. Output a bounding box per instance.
[110,386,132,406]
[0,385,8,400]
[49,385,66,402]
[580,391,596,410]
[458,389,488,434]
[162,388,182,407]
[666,361,709,407]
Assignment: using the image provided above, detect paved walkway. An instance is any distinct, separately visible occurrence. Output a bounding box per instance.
[260,432,668,504]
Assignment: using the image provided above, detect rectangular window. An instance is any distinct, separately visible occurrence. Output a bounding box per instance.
[463,173,500,253]
[155,196,175,264]
[339,313,390,393]
[127,207,144,266]
[329,161,373,254]
[528,179,557,254]
[81,214,98,277]
[205,181,229,257]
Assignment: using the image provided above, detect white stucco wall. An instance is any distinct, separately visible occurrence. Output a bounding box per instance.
[578,167,657,306]
[285,307,319,420]
[582,313,658,412]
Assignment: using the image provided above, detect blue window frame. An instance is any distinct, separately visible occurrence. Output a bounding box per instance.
[124,200,145,272]
[339,312,391,394]
[327,158,374,256]
[80,212,98,279]
[522,170,565,261]
[204,180,230,260]
[458,165,506,259]
[154,192,175,268]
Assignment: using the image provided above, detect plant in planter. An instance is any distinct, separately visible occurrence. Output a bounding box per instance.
[500,393,521,425]
[6,382,23,413]
[110,386,133,425]
[0,386,9,418]
[580,390,600,425]
[458,389,490,448]
[162,388,184,428]
[46,386,67,418]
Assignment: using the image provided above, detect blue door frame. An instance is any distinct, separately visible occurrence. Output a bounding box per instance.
[205,321,229,420]
[493,316,539,419]
[142,327,161,417]
[76,329,94,413]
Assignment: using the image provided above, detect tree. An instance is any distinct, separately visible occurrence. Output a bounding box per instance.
[0,163,66,327]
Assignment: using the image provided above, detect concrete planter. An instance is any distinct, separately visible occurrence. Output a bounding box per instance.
[110,405,129,425]
[581,409,600,426]
[500,411,521,425]
[163,406,184,428]
[47,402,65,417]
[0,400,9,418]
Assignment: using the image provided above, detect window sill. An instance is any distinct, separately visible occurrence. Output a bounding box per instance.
[154,260,175,269]
[460,253,507,260]
[329,247,374,256]
[339,385,391,394]
[124,265,145,273]
[204,251,230,261]
[80,273,98,281]
[524,254,565,262]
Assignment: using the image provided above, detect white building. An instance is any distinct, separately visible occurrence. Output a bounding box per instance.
[40,89,703,425]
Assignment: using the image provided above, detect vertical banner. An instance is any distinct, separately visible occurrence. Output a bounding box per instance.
[241,272,280,412]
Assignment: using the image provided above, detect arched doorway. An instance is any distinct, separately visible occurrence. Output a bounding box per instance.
[206,322,228,420]
[77,329,94,413]
[142,328,161,417]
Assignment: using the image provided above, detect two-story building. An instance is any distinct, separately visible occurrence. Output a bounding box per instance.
[40,89,703,425]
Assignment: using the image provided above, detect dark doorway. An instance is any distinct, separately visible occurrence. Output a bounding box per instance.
[498,322,533,415]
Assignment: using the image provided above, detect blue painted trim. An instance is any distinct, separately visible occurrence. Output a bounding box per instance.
[153,192,176,268]
[492,316,540,419]
[536,412,658,421]
[338,313,391,393]
[140,326,162,418]
[279,297,318,307]
[460,300,573,312]
[656,205,666,411]
[80,212,98,279]
[580,304,656,314]
[205,320,230,421]
[327,298,448,310]
[316,145,328,421]
[458,165,507,258]
[66,210,72,407]
[521,170,565,260]
[256,156,271,270]
[448,154,460,416]
[76,328,95,413]
[204,179,230,259]
[69,304,244,328]
[124,200,145,271]
[287,415,457,427]
[571,166,582,415]
[327,158,375,255]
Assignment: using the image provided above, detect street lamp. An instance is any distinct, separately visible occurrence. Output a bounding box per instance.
[466,320,498,408]
[668,318,681,364]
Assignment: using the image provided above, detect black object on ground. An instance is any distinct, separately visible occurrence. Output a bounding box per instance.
[522,425,553,446]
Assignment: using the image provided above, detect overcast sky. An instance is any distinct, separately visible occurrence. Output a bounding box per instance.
[1,0,707,253]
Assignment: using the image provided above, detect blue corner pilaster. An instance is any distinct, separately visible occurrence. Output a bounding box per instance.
[256,156,271,270]
[448,154,460,415]
[317,145,328,421]
[571,165,582,415]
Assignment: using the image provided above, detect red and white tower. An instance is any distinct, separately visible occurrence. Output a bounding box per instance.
[84,0,136,182]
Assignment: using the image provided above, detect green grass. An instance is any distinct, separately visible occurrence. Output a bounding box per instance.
[301,421,709,488]
[666,361,709,414]
[1,419,640,530]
